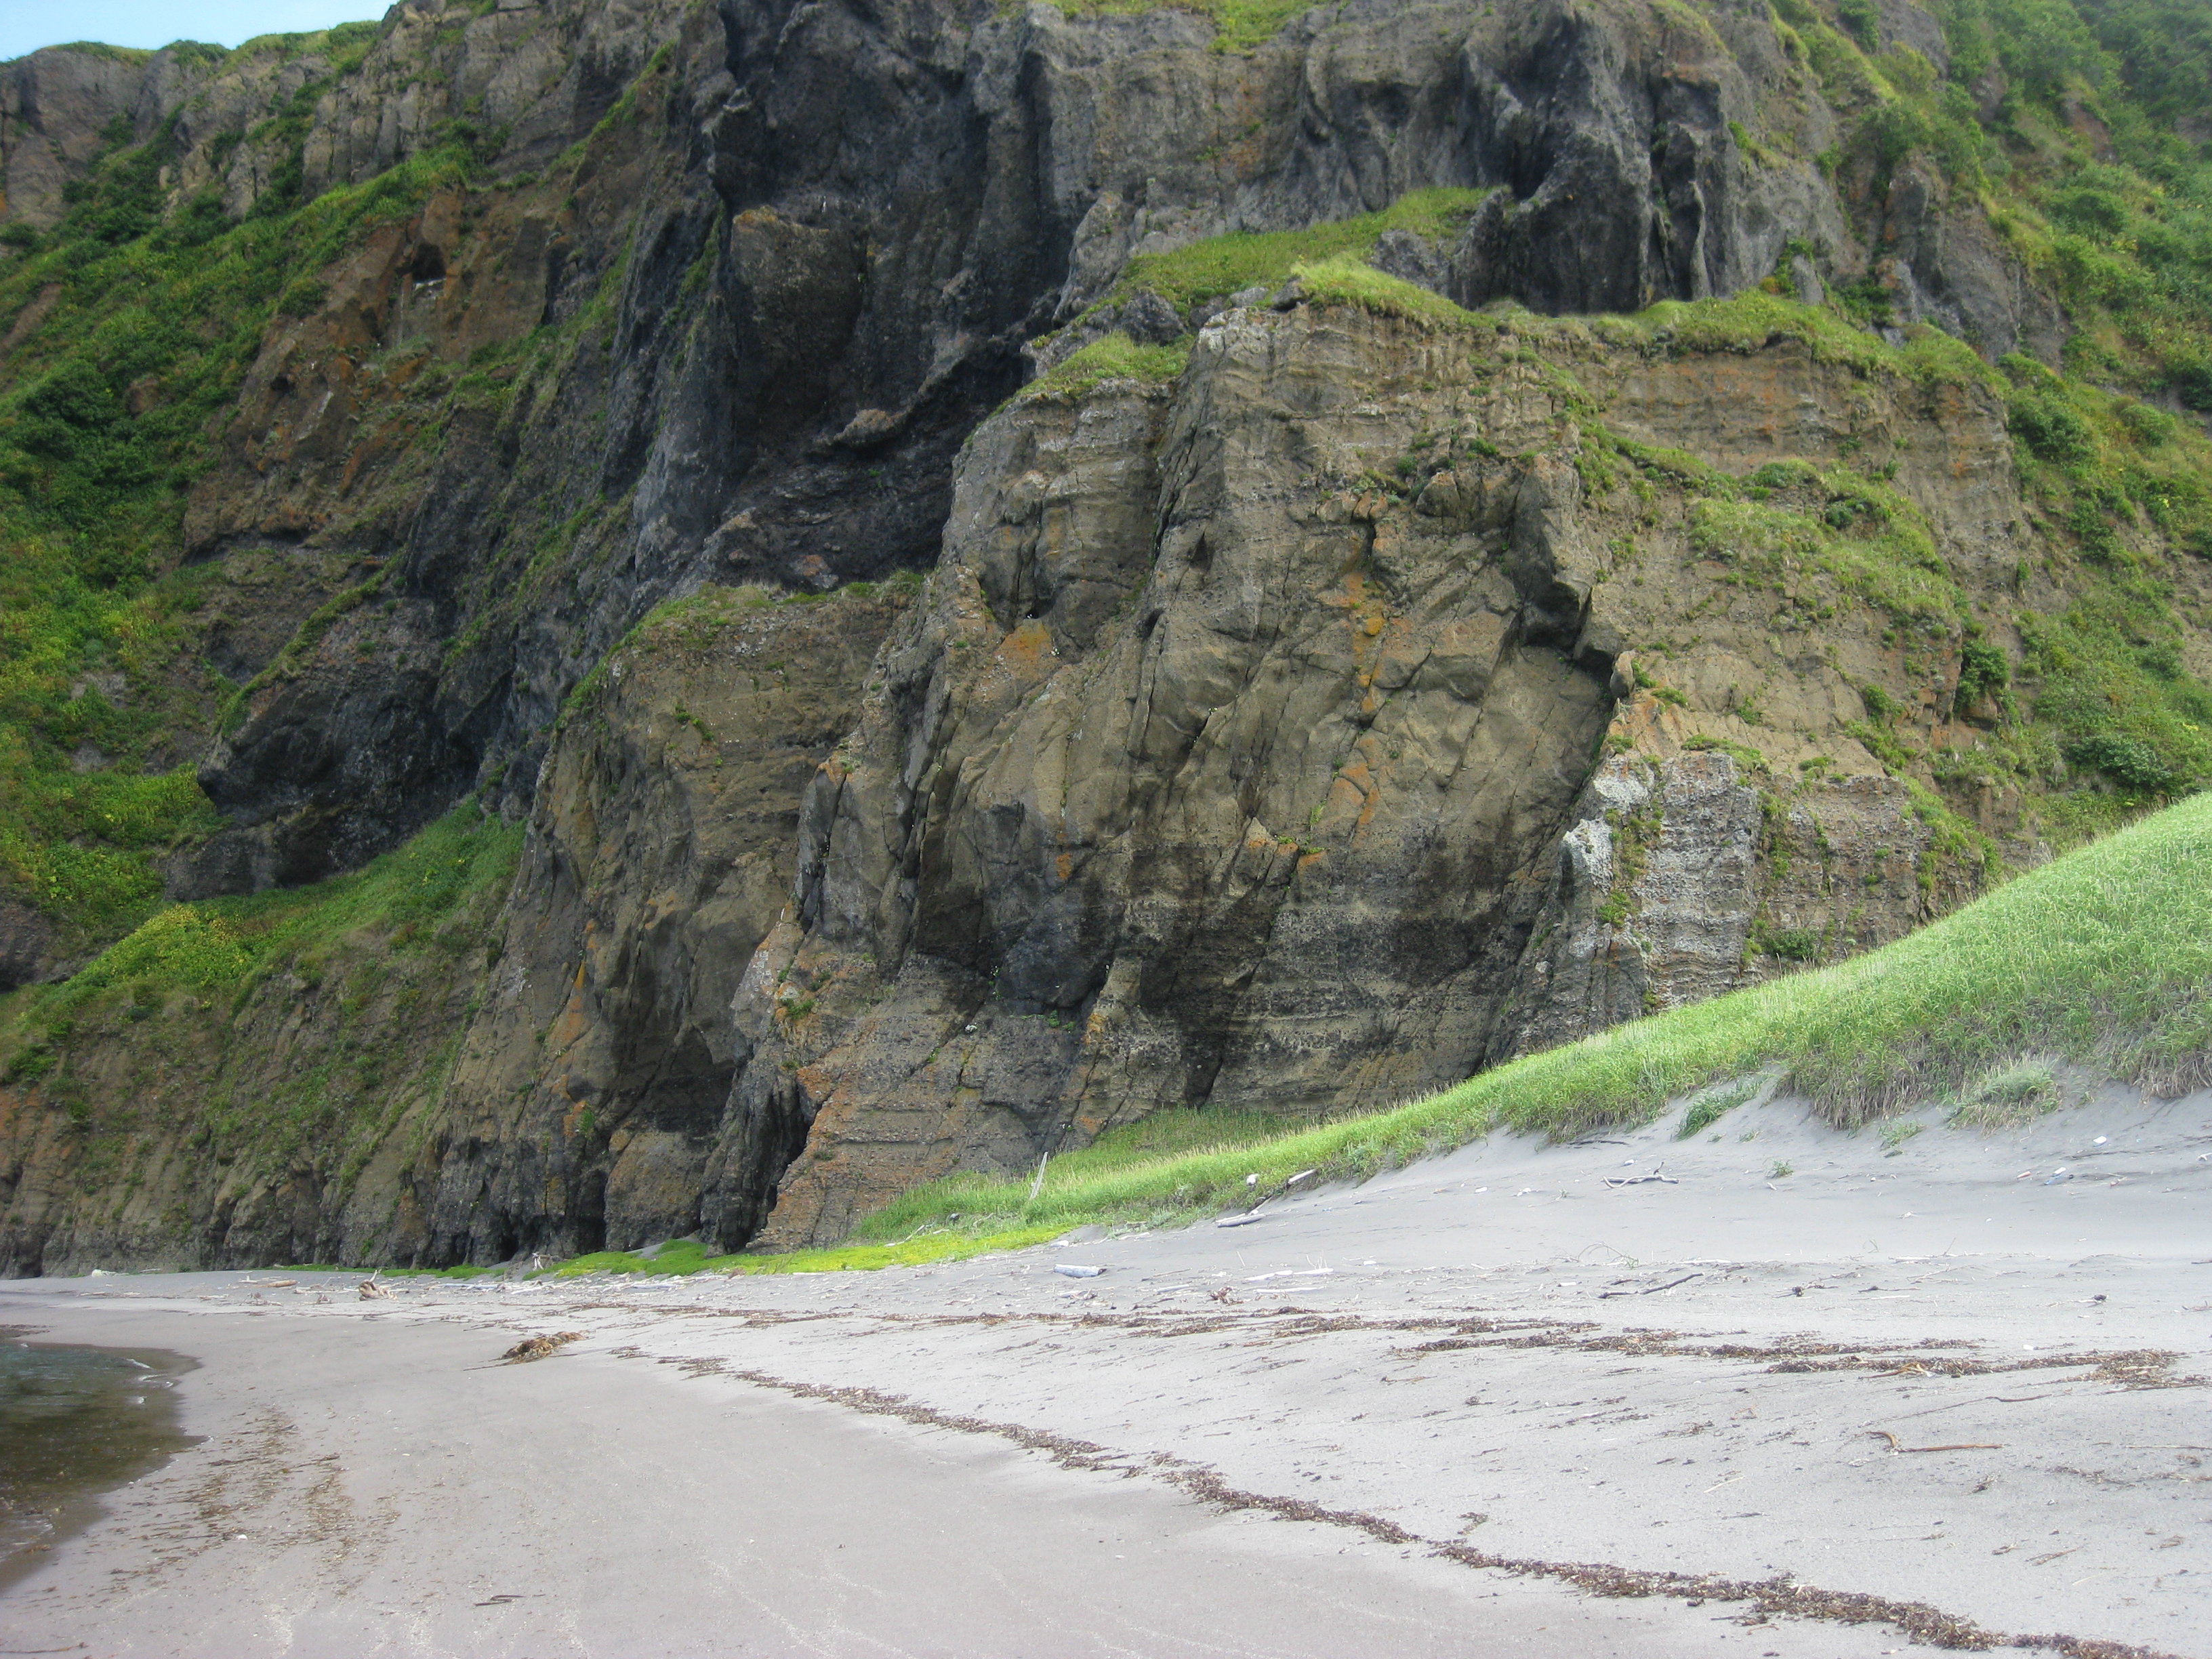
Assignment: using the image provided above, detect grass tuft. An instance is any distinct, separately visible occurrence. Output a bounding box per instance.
[1950,1058,2064,1129]
[1675,1078,1761,1139]
[1102,187,1490,314]
[1288,255,1479,327]
[1020,332,1192,403]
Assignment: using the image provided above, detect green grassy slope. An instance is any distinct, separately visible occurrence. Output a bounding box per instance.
[0,22,635,960]
[0,803,521,1089]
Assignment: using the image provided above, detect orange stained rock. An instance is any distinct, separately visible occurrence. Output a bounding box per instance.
[1326,773,1366,823]
[796,1061,838,1097]
[548,993,591,1052]
[995,618,1052,672]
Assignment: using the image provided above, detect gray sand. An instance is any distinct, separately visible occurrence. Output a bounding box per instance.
[3,1084,2207,1657]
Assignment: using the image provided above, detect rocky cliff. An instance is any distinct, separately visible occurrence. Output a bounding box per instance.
[2,0,2210,1271]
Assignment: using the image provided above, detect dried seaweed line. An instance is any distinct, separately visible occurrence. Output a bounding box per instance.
[708,1361,2183,1658]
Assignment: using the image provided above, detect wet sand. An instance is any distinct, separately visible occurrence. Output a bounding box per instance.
[0,1337,193,1593]
[1,1085,2206,1657]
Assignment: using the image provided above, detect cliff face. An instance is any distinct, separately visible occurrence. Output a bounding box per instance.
[189,0,1897,890]
[409,585,900,1264]
[3,0,2210,1271]
[730,299,2021,1246]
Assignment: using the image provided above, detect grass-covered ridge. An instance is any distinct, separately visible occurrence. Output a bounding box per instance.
[1019,333,1193,402]
[1022,0,1330,55]
[790,785,2211,1264]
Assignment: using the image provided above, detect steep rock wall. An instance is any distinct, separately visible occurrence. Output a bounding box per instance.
[400,586,900,1263]
[0,586,895,1274]
[725,298,2025,1248]
[8,0,2203,1271]
[121,0,2002,888]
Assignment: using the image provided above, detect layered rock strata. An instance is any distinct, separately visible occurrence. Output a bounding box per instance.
[10,0,2046,889]
[723,298,2024,1246]
[5,0,2202,1271]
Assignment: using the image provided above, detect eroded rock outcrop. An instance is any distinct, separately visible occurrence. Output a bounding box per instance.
[0,585,896,1273]
[146,0,2053,886]
[723,297,2022,1247]
[394,586,901,1262]
[1486,750,1982,1061]
[5,0,2192,1273]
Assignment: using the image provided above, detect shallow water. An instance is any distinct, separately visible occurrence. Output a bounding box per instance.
[0,1333,194,1592]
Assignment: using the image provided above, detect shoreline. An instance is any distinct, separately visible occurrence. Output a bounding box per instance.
[0,1336,195,1597]
[0,1294,1916,1659]
[0,1091,2205,1657]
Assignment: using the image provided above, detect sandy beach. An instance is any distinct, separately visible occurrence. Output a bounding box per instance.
[2,1085,2207,1658]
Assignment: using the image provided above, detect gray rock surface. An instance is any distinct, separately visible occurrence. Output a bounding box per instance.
[1486,752,1974,1063]
[167,0,2034,882]
[0,0,2181,1272]
[0,48,149,229]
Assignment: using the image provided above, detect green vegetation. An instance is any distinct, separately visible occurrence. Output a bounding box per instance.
[541,1107,1302,1277]
[1582,286,2212,815]
[1950,1056,2065,1126]
[0,800,520,1209]
[1288,254,1479,327]
[0,17,693,959]
[1954,1,2212,405]
[1682,733,1773,773]
[1107,187,1490,313]
[1769,0,2212,409]
[0,802,522,1086]
[784,787,2212,1258]
[1880,1118,1926,1151]
[1687,468,1965,627]
[1619,289,1999,390]
[1675,1078,1761,1138]
[1024,188,1490,401]
[0,26,525,952]
[1029,0,1351,56]
[1982,357,2212,804]
[546,1226,1069,1278]
[1020,333,1193,403]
